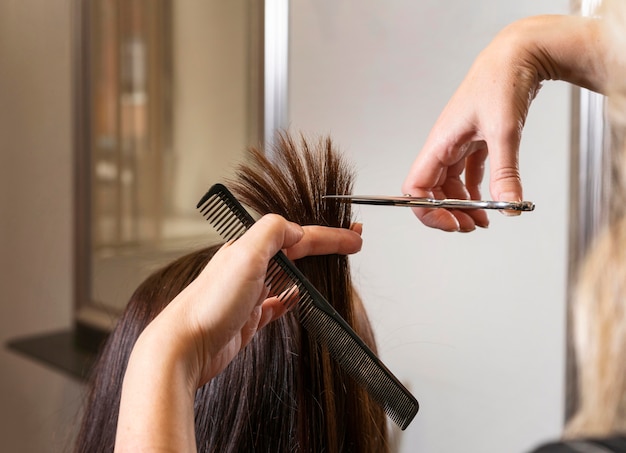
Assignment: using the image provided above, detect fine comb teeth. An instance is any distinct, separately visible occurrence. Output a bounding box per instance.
[196,183,419,430]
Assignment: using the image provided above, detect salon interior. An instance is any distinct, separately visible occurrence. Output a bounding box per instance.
[2,0,604,451]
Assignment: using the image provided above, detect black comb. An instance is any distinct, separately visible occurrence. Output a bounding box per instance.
[196,183,419,430]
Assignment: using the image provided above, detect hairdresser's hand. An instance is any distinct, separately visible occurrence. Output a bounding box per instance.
[403,15,606,232]
[136,214,362,386]
[180,216,363,386]
[115,215,362,452]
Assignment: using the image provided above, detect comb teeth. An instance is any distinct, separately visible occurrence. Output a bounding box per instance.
[197,183,419,429]
[265,261,301,308]
[197,187,254,242]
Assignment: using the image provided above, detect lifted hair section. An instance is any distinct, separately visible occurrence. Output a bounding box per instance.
[230,132,354,229]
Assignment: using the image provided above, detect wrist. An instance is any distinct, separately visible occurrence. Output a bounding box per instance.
[131,305,203,393]
[496,15,607,92]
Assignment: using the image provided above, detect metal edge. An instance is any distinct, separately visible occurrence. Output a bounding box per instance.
[263,0,290,152]
[565,0,610,421]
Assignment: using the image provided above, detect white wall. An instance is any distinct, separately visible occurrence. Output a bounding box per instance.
[289,1,570,452]
[0,1,83,452]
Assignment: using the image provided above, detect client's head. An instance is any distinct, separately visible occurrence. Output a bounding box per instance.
[74,132,389,453]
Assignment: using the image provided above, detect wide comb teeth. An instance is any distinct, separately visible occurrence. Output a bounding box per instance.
[197,183,419,430]
[197,186,300,305]
[197,187,253,242]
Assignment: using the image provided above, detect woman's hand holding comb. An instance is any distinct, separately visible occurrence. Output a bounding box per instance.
[114,214,362,452]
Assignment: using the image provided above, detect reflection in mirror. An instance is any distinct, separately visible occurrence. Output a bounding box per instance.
[75,0,287,335]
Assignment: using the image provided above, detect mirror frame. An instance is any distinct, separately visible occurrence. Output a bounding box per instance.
[72,0,290,347]
[565,0,610,420]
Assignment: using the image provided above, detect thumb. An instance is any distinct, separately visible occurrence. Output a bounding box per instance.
[489,136,523,213]
[236,214,305,262]
[490,166,523,202]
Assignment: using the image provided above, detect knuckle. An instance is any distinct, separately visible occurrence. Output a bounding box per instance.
[259,213,285,229]
[491,165,521,183]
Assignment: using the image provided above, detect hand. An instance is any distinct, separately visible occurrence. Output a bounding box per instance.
[176,216,363,387]
[115,215,362,452]
[140,214,363,388]
[402,15,606,232]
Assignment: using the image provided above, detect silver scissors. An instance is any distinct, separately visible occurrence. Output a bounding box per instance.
[323,195,535,211]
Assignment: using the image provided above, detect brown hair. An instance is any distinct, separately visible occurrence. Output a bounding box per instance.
[74,132,389,452]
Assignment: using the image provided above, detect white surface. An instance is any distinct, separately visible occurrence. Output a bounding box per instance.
[289,1,570,452]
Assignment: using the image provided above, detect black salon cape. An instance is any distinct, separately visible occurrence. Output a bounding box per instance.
[530,436,626,453]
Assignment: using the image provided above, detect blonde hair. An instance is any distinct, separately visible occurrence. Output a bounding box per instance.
[566,217,626,436]
[565,0,626,438]
[605,0,626,219]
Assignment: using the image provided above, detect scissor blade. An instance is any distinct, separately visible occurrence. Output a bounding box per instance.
[323,195,535,211]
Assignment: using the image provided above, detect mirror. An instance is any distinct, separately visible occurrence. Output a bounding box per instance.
[73,0,288,336]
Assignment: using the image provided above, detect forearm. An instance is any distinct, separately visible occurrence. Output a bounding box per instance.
[115,316,198,453]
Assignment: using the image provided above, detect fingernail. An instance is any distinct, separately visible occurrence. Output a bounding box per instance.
[500,210,521,217]
[350,222,363,235]
[498,193,521,217]
[476,217,489,229]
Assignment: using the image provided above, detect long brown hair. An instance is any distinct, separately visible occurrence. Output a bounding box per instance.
[74,132,389,452]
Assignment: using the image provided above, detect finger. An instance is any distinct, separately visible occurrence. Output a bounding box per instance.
[254,287,297,334]
[257,291,293,330]
[403,112,480,190]
[464,145,490,228]
[240,287,283,346]
[403,184,459,232]
[441,147,493,232]
[402,145,448,194]
[440,173,477,233]
[400,181,461,232]
[464,144,487,198]
[403,127,479,232]
[284,225,363,260]
[416,208,461,232]
[235,214,304,263]
[488,127,523,212]
[240,305,263,348]
[350,222,363,236]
